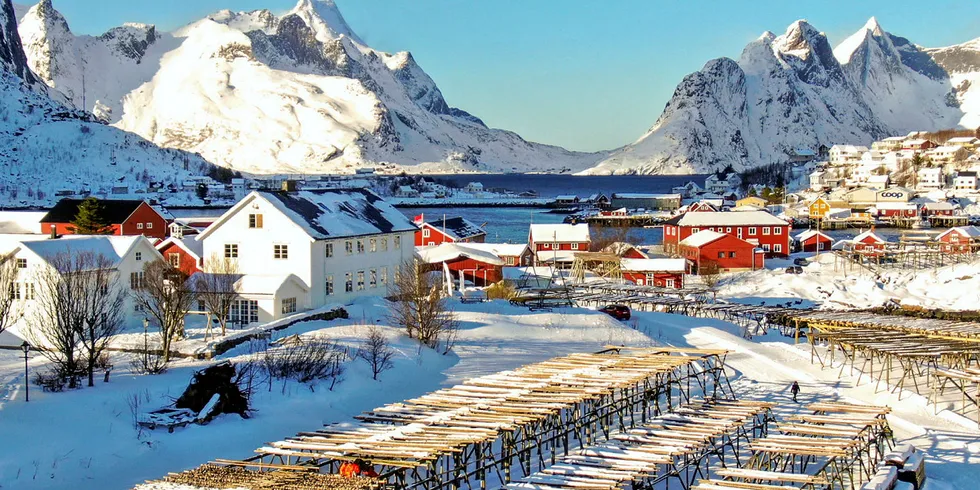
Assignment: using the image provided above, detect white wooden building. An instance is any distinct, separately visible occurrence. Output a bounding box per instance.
[194,189,417,324]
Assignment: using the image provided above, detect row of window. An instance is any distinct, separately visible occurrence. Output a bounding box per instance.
[665,226,784,237]
[540,242,580,250]
[330,236,401,257]
[136,222,154,230]
[223,243,289,260]
[9,282,35,300]
[325,267,389,295]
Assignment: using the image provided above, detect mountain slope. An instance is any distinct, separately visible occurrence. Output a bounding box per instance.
[0,0,217,205]
[20,0,602,174]
[583,19,977,175]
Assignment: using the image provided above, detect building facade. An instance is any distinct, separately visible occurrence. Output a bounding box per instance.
[662,211,790,258]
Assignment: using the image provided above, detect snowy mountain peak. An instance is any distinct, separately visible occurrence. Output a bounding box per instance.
[2,0,40,85]
[863,17,884,36]
[288,0,363,45]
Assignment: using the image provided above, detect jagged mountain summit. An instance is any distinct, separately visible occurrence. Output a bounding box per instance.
[582,18,977,175]
[0,0,216,205]
[19,0,602,174]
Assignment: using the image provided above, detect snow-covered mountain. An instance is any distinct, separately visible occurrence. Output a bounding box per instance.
[0,0,218,205]
[583,19,977,175]
[19,0,602,174]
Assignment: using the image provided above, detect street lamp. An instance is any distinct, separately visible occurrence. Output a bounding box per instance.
[20,341,30,402]
[142,317,149,369]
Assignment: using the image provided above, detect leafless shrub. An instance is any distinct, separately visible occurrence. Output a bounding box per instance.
[387,259,460,353]
[194,254,240,338]
[262,338,345,392]
[357,327,395,381]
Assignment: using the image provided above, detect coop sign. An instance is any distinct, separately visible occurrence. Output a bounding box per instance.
[879,191,906,199]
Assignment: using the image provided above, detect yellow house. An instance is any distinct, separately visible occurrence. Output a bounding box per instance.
[808,197,831,218]
[736,196,768,208]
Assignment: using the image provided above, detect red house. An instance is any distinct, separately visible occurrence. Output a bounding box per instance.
[850,229,888,252]
[936,226,980,253]
[155,237,204,275]
[40,199,168,239]
[602,242,648,259]
[621,258,686,288]
[688,201,718,213]
[902,139,938,151]
[922,202,957,217]
[413,214,486,246]
[678,230,765,273]
[875,202,919,218]
[794,230,833,253]
[416,243,505,286]
[529,224,591,266]
[460,243,532,267]
[662,210,790,258]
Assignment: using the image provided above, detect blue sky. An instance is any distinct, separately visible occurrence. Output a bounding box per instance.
[31,1,980,152]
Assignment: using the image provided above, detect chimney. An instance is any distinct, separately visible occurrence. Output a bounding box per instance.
[281,180,297,192]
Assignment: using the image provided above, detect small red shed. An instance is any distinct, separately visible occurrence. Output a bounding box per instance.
[416,243,505,286]
[156,237,204,276]
[794,229,833,253]
[40,198,168,238]
[678,230,765,273]
[936,226,980,253]
[413,214,486,246]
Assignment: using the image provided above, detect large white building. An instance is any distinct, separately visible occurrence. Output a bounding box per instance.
[195,189,417,324]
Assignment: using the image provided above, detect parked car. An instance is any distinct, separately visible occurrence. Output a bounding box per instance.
[784,266,804,275]
[793,258,809,266]
[599,304,631,321]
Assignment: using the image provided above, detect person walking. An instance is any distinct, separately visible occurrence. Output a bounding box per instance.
[790,381,801,402]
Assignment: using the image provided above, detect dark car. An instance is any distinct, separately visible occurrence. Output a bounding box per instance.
[599,304,631,321]
[784,266,804,275]
[793,258,809,266]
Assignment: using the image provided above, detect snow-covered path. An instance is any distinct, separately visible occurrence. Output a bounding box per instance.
[634,311,979,490]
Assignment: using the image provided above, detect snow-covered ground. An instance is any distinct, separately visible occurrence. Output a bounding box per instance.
[718,252,980,310]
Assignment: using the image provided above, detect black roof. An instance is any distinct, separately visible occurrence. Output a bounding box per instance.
[258,188,418,239]
[424,216,486,240]
[958,171,977,177]
[40,198,150,224]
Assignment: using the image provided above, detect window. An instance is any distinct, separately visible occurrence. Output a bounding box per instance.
[248,213,263,229]
[24,283,34,300]
[370,238,377,252]
[422,228,431,238]
[137,222,144,230]
[737,228,743,239]
[146,222,153,229]
[748,227,757,235]
[229,299,258,324]
[9,283,18,300]
[224,243,238,258]
[325,243,333,258]
[394,236,401,248]
[357,240,365,254]
[717,252,725,259]
[763,227,771,235]
[326,275,334,295]
[763,244,771,251]
[274,244,288,259]
[16,258,26,269]
[380,267,387,287]
[542,243,550,249]
[130,271,145,289]
[571,243,579,250]
[775,244,782,253]
[381,238,388,251]
[168,253,181,267]
[345,272,353,292]
[552,242,559,249]
[135,252,143,261]
[370,269,377,288]
[775,227,783,235]
[692,228,700,234]
[666,279,675,288]
[345,241,353,255]
[726,227,732,233]
[818,243,825,251]
[281,297,297,314]
[729,252,736,258]
[357,271,365,290]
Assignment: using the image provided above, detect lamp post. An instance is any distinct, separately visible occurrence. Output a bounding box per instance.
[20,341,30,402]
[142,317,149,369]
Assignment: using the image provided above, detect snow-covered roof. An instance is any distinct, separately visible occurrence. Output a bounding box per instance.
[923,202,956,210]
[534,250,577,263]
[882,136,907,142]
[200,190,417,241]
[420,216,485,240]
[867,175,890,183]
[21,236,151,267]
[620,258,687,273]
[793,148,816,156]
[529,223,590,243]
[415,243,505,266]
[601,242,647,258]
[459,242,528,257]
[947,137,978,144]
[938,226,980,240]
[904,139,930,145]
[156,236,204,261]
[556,195,578,200]
[794,229,832,242]
[611,193,682,200]
[931,145,964,153]
[853,230,886,244]
[667,210,786,227]
[875,202,918,210]
[678,230,727,248]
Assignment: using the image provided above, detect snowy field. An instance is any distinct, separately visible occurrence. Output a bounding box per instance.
[1,291,978,489]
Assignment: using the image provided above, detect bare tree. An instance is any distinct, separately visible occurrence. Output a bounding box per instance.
[0,253,19,335]
[131,260,194,363]
[590,224,642,252]
[698,260,722,299]
[387,258,459,352]
[357,326,395,381]
[194,253,239,337]
[77,253,126,386]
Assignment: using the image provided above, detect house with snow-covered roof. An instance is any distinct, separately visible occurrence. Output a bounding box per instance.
[528,223,591,266]
[415,243,506,286]
[916,167,945,189]
[156,236,204,276]
[946,137,979,150]
[195,189,417,323]
[902,139,938,152]
[412,214,486,246]
[662,210,790,258]
[620,258,687,288]
[40,198,168,239]
[829,145,867,164]
[794,229,833,252]
[954,171,978,190]
[677,230,765,273]
[926,146,968,164]
[937,226,980,253]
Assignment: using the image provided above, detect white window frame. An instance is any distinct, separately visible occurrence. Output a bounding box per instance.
[168,253,181,267]
[281,297,297,315]
[571,243,579,250]
[16,258,26,269]
[137,222,144,230]
[370,269,377,288]
[357,271,365,290]
[749,227,757,235]
[692,227,700,234]
[345,241,353,255]
[225,243,239,259]
[273,244,288,260]
[345,272,353,292]
[775,244,783,253]
[762,244,771,251]
[146,222,153,229]
[763,227,770,235]
[357,240,365,254]
[774,227,782,235]
[370,238,377,253]
[381,237,388,251]
[422,228,431,238]
[326,275,334,296]
[394,236,401,248]
[135,252,142,261]
[325,243,333,258]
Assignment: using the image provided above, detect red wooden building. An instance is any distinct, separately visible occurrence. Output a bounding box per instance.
[688,201,718,213]
[678,230,765,273]
[40,199,168,238]
[601,242,648,259]
[621,258,686,288]
[922,202,957,217]
[416,243,505,286]
[662,210,790,258]
[529,223,591,266]
[936,226,980,253]
[413,214,486,246]
[794,229,833,253]
[155,237,204,276]
[874,202,919,218]
[850,230,888,252]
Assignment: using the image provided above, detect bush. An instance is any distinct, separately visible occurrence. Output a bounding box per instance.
[262,338,346,392]
[485,280,517,300]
